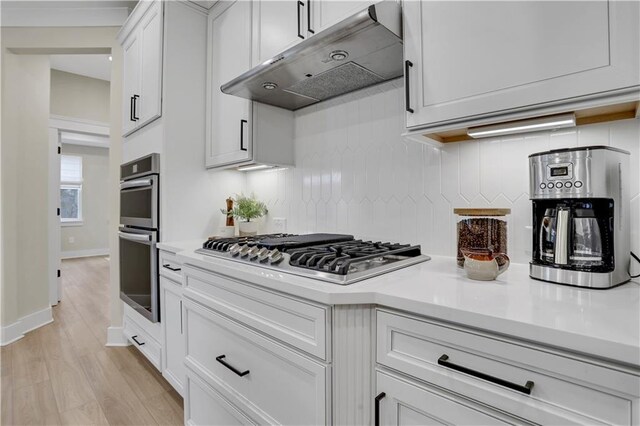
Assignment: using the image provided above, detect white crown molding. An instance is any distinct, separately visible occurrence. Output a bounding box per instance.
[1,7,131,28]
[1,307,53,346]
[50,115,110,136]
[117,0,159,43]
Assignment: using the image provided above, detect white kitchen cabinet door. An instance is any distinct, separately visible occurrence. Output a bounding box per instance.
[119,0,164,137]
[376,371,515,426]
[138,0,163,127]
[161,276,185,396]
[404,0,640,131]
[310,0,372,35]
[206,1,253,168]
[253,0,306,64]
[122,33,140,136]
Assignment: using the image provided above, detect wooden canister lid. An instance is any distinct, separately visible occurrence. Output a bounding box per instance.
[453,208,511,216]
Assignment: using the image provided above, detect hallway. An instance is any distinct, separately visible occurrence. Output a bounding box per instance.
[0,256,183,425]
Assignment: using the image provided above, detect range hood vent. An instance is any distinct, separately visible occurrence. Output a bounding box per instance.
[221,1,402,111]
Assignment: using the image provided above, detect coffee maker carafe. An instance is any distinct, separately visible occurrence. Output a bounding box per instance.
[529,146,630,288]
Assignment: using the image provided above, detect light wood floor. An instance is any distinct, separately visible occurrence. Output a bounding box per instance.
[1,256,184,425]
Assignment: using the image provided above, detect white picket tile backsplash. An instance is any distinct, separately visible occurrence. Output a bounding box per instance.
[244,81,640,265]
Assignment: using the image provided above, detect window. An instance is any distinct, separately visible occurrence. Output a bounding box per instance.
[60,155,83,223]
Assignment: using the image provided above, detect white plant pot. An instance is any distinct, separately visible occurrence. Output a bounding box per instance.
[219,226,235,238]
[239,221,258,236]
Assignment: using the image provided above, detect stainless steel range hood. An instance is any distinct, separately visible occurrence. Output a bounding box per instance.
[220,1,402,111]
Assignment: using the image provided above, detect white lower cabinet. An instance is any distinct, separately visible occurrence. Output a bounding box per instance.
[185,370,255,426]
[160,275,185,396]
[376,309,640,425]
[376,370,517,425]
[183,298,329,425]
[123,304,162,371]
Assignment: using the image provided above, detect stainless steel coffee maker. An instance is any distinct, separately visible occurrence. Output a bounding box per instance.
[529,146,630,288]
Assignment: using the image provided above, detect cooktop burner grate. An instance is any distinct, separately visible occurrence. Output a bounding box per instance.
[288,240,423,275]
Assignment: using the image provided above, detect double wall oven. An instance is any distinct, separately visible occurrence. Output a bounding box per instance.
[119,153,160,322]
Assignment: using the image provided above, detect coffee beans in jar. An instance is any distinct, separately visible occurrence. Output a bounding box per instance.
[454,208,510,268]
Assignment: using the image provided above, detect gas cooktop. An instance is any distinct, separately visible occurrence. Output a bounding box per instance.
[195,233,430,285]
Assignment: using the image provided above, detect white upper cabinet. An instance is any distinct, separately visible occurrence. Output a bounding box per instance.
[122,34,140,136]
[404,1,640,134]
[119,0,164,137]
[206,1,294,170]
[253,0,306,64]
[206,0,253,167]
[310,0,372,34]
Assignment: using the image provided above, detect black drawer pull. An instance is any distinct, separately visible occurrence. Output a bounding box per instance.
[130,96,136,122]
[297,1,304,39]
[132,94,140,120]
[405,60,414,113]
[307,0,314,34]
[374,392,385,426]
[438,354,534,395]
[216,355,250,377]
[131,335,145,346]
[162,263,181,272]
[240,119,248,151]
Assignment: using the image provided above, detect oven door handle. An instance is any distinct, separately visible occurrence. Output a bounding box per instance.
[120,178,153,190]
[118,231,152,243]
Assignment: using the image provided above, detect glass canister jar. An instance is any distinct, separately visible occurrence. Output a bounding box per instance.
[454,208,510,268]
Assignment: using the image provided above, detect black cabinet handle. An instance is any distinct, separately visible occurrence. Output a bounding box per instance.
[405,60,414,113]
[297,1,305,39]
[438,354,534,395]
[240,119,248,151]
[130,96,136,122]
[162,263,181,272]
[131,335,145,346]
[307,0,314,34]
[216,355,250,377]
[374,392,385,426]
[132,94,140,120]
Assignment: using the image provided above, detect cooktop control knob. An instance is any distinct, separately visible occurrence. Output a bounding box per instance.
[248,246,260,259]
[257,248,270,262]
[229,243,242,256]
[238,245,252,257]
[269,249,283,265]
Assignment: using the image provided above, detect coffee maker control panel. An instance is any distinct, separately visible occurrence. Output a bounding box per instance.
[535,161,587,194]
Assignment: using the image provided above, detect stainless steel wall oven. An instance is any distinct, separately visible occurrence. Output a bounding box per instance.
[119,153,160,322]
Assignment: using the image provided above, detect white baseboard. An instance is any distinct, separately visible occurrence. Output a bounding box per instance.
[61,248,110,259]
[1,306,53,346]
[106,326,130,346]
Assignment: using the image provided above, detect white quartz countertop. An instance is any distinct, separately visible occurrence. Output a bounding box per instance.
[161,241,640,367]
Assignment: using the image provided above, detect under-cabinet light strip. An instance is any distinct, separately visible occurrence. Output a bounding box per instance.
[237,164,271,172]
[467,113,576,138]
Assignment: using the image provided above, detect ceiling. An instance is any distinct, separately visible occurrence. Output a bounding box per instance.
[50,54,112,81]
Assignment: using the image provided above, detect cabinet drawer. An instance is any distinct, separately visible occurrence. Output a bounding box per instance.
[183,299,329,425]
[377,310,638,425]
[377,370,517,425]
[183,265,329,360]
[159,250,183,282]
[124,314,162,371]
[185,369,254,426]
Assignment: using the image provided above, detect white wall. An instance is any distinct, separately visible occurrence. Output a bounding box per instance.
[0,26,122,337]
[60,144,109,256]
[246,81,640,268]
[1,51,51,327]
[50,69,110,123]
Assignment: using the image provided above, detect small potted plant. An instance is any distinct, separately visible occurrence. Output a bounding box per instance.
[230,194,268,236]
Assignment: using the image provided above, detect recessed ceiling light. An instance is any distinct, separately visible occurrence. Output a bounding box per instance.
[108,56,112,61]
[262,82,277,90]
[329,50,348,61]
